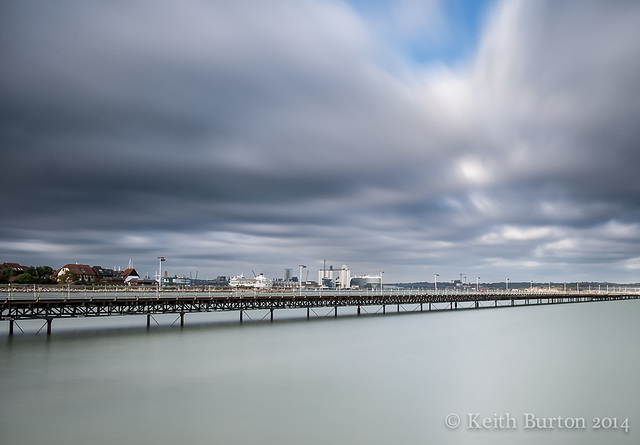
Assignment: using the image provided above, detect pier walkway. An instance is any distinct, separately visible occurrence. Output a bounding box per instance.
[2,287,639,336]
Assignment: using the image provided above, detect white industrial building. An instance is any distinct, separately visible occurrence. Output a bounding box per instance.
[317,263,380,289]
[319,264,351,289]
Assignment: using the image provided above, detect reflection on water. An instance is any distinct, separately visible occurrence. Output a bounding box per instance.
[1,300,639,445]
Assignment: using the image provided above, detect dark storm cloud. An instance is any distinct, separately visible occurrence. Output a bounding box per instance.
[2,0,640,282]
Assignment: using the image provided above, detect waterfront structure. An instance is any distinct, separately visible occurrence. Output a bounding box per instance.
[350,274,382,290]
[318,264,334,287]
[298,265,307,295]
[157,257,166,286]
[229,274,252,287]
[229,273,272,289]
[210,276,229,287]
[338,265,350,289]
[2,288,639,336]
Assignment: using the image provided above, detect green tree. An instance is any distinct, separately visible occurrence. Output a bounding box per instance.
[1,267,15,283]
[37,266,54,277]
[15,273,35,283]
[35,266,55,284]
[58,270,79,284]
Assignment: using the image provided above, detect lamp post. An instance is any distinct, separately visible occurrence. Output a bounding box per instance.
[158,256,165,288]
[476,276,481,292]
[506,278,509,291]
[379,270,384,295]
[298,265,306,296]
[434,273,439,292]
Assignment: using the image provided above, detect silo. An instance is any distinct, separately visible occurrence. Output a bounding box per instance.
[339,264,351,289]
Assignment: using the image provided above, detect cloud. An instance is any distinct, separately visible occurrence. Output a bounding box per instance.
[1,0,640,283]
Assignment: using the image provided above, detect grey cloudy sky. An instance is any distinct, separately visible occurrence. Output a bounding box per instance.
[2,0,640,283]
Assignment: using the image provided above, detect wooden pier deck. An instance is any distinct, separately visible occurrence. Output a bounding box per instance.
[2,288,639,336]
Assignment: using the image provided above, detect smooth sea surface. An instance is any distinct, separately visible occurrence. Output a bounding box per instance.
[1,299,639,444]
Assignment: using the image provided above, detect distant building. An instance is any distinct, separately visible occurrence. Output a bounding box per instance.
[118,268,140,284]
[1,262,29,274]
[318,265,334,286]
[163,275,191,286]
[92,266,120,282]
[57,264,99,282]
[317,264,351,289]
[127,278,157,286]
[272,278,296,289]
[339,265,350,289]
[209,276,229,287]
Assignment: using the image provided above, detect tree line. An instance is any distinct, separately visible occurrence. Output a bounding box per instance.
[0,266,56,284]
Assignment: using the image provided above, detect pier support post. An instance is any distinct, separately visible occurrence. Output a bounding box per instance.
[9,319,14,336]
[357,306,361,316]
[239,310,243,323]
[397,304,400,313]
[180,312,185,328]
[334,306,338,318]
[420,303,423,312]
[307,307,310,319]
[383,304,386,314]
[46,318,52,336]
[270,308,274,322]
[147,313,151,329]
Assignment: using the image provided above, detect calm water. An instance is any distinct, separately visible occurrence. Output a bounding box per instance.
[1,300,639,445]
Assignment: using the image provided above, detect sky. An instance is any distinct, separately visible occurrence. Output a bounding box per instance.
[2,0,640,284]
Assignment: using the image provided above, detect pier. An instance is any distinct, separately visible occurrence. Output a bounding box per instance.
[2,288,640,336]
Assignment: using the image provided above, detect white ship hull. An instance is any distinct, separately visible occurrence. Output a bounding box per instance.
[229,273,272,289]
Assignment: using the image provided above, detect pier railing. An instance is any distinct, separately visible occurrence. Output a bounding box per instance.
[2,286,640,336]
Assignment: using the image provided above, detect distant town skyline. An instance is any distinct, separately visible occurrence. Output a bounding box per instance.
[2,0,640,284]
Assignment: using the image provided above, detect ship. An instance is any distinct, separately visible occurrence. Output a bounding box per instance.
[229,273,272,289]
[350,274,382,289]
[253,273,272,289]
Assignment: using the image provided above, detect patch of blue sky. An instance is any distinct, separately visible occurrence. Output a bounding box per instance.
[345,0,496,67]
